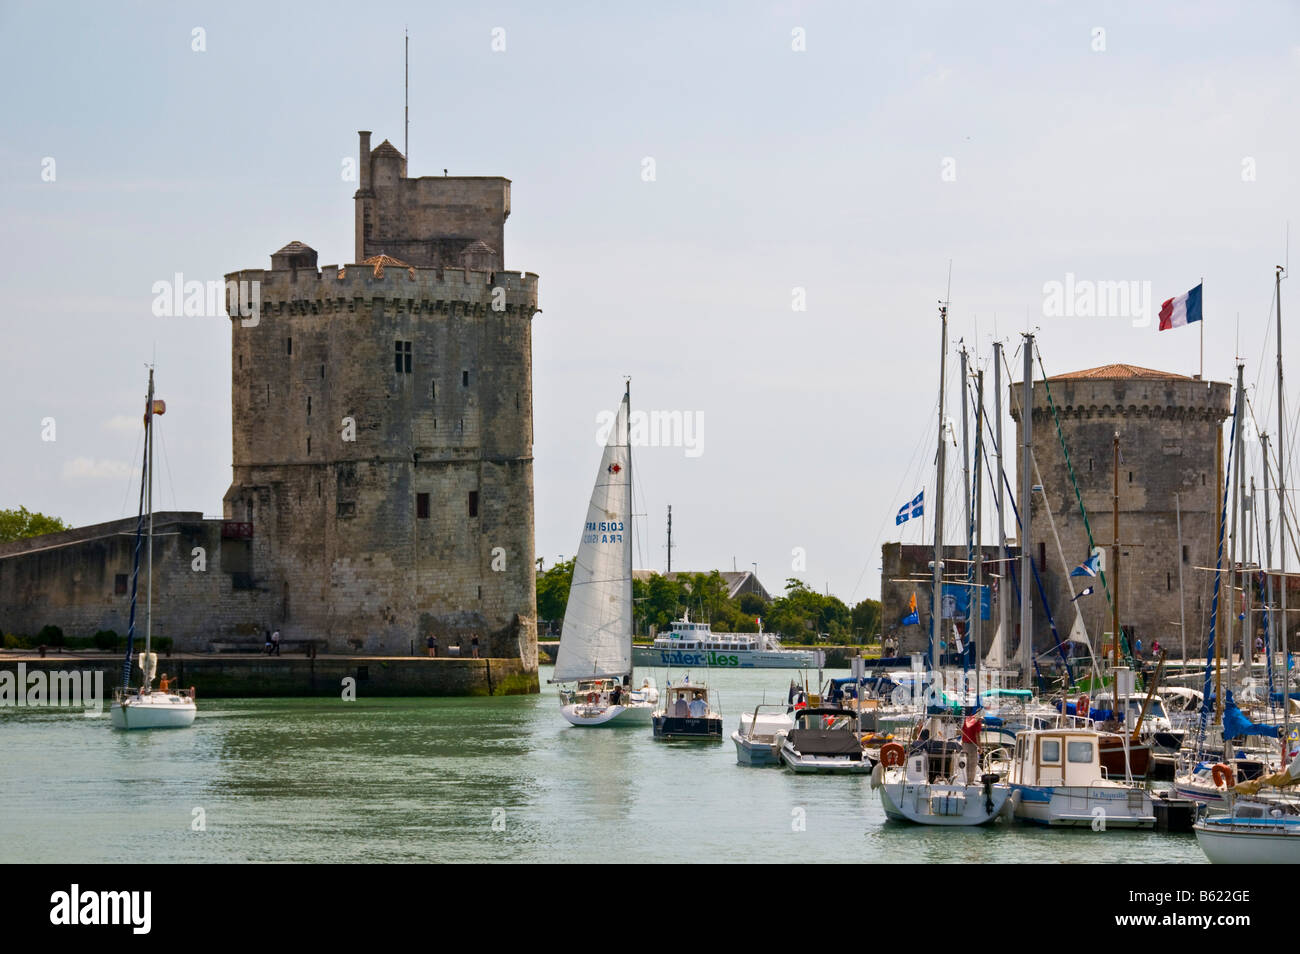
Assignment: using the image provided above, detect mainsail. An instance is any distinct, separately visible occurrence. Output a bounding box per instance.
[552,392,633,682]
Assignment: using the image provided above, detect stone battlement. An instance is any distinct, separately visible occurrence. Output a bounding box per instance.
[224,265,539,319]
[1011,377,1230,424]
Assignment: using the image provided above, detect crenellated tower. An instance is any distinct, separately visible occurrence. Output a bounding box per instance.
[223,131,539,667]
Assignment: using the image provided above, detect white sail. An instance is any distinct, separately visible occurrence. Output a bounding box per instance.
[553,393,632,682]
[983,620,1006,669]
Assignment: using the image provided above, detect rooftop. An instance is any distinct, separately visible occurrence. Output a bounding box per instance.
[1047,363,1193,382]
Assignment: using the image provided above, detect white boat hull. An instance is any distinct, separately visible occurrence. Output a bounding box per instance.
[878,777,1011,825]
[732,732,782,766]
[110,694,197,730]
[1196,817,1300,863]
[560,701,654,727]
[779,747,870,774]
[1011,784,1154,829]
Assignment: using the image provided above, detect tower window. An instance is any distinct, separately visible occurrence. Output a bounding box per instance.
[462,370,470,387]
[307,436,311,455]
[286,337,292,355]
[1128,471,1133,483]
[238,354,243,369]
[395,340,412,374]
[468,491,479,518]
[320,364,325,379]
[307,396,312,416]
[431,380,436,400]
[1167,572,1171,591]
[417,493,430,519]
[1183,545,1189,562]
[1088,458,1093,472]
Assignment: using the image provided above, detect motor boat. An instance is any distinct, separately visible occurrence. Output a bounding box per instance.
[732,704,794,766]
[652,679,723,740]
[1007,727,1155,828]
[779,708,870,774]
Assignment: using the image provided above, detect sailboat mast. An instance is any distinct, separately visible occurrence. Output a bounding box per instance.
[960,347,972,664]
[145,368,154,670]
[1263,433,1276,682]
[1277,264,1290,764]
[1176,492,1187,664]
[994,341,1007,670]
[1112,432,1120,683]
[1020,334,1034,683]
[974,366,985,698]
[625,379,633,674]
[932,304,949,676]
[1228,363,1244,717]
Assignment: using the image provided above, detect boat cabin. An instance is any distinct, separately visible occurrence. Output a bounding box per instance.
[1010,729,1107,787]
[786,708,864,759]
[663,684,714,719]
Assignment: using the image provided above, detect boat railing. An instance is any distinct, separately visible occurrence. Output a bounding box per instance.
[113,685,195,704]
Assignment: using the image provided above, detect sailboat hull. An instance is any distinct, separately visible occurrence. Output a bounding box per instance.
[110,693,196,730]
[879,779,1011,825]
[1196,817,1300,863]
[560,701,653,727]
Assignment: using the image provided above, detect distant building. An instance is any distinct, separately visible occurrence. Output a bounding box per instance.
[0,130,541,673]
[1011,363,1231,660]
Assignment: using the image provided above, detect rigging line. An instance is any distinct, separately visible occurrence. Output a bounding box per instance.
[1031,343,1113,612]
[118,424,144,519]
[1197,401,1238,752]
[156,424,180,514]
[1250,281,1280,426]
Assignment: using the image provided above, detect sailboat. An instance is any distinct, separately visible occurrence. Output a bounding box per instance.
[872,303,1010,824]
[109,368,197,730]
[552,384,657,726]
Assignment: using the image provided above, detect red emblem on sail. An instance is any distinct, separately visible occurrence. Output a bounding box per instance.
[607,463,621,474]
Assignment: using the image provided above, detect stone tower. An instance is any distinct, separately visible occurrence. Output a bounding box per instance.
[222,131,540,663]
[1011,364,1231,660]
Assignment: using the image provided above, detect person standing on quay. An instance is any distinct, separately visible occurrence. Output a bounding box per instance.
[426,634,436,658]
[471,634,480,659]
[271,628,281,656]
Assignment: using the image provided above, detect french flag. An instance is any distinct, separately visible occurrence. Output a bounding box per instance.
[1158,283,1203,331]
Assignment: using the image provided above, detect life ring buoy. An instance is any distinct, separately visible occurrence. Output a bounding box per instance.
[880,741,906,768]
[586,692,598,705]
[1211,763,1234,789]
[1076,694,1089,721]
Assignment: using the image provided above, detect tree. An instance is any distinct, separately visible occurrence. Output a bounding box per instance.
[852,598,882,643]
[0,507,69,543]
[535,557,575,632]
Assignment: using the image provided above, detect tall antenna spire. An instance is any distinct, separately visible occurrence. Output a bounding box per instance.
[404,27,409,165]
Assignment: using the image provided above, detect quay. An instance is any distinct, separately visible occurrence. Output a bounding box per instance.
[0,651,538,698]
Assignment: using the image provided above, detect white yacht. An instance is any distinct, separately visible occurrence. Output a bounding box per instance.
[779,708,870,774]
[1008,727,1154,828]
[634,613,823,670]
[552,385,657,727]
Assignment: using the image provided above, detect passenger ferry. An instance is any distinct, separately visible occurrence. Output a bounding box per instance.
[632,613,823,670]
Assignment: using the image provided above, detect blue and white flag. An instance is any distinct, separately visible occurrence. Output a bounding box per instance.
[1070,552,1101,578]
[896,490,924,525]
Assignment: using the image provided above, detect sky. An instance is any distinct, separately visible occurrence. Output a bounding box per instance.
[1,1,1297,605]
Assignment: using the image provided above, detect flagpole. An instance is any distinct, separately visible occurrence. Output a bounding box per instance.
[1200,277,1204,379]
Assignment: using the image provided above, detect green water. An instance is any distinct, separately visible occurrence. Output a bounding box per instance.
[0,666,1206,863]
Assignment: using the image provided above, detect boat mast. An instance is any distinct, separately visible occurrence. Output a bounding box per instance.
[1020,334,1034,684]
[145,368,155,683]
[974,366,985,699]
[1277,263,1290,765]
[1262,432,1276,692]
[1228,362,1244,726]
[625,378,633,678]
[1111,431,1123,732]
[994,341,1007,671]
[961,346,972,668]
[1176,492,1187,664]
[932,303,949,678]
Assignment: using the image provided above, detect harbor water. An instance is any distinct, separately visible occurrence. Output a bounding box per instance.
[0,665,1206,863]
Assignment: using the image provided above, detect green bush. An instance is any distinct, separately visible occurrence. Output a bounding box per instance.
[36,624,65,646]
[3,633,33,649]
[93,630,119,651]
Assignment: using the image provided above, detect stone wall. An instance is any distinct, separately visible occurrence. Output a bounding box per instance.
[1010,373,1232,659]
